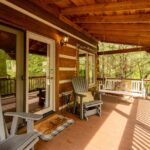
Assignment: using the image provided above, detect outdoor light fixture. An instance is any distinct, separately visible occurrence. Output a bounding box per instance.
[60,36,69,46]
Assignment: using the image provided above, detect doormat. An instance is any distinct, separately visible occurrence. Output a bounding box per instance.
[34,114,75,141]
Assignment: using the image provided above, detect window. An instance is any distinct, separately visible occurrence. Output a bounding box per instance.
[79,53,86,78]
[78,50,95,86]
[88,54,95,85]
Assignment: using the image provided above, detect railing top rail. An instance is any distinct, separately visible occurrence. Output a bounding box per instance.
[97,78,150,82]
[29,76,46,78]
[0,77,15,80]
[0,76,46,79]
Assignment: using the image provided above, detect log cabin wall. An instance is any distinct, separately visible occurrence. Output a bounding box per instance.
[0,2,97,111]
[58,45,78,108]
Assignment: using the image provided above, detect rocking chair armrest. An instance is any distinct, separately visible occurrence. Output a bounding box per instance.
[4,112,43,121]
[75,93,86,98]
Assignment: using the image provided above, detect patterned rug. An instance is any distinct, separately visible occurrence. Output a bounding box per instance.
[34,114,75,141]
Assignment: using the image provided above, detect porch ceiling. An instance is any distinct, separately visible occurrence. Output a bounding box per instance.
[7,0,150,47]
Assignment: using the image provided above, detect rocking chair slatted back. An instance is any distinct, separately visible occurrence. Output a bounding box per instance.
[72,77,88,93]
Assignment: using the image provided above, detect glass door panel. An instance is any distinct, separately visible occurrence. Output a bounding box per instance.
[0,25,24,123]
[79,51,87,78]
[28,39,50,113]
[88,54,95,85]
[26,32,55,114]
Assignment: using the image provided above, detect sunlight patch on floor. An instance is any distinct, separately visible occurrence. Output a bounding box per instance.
[84,106,129,150]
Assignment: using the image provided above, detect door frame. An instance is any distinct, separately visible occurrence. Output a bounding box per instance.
[26,31,55,114]
[0,24,24,113]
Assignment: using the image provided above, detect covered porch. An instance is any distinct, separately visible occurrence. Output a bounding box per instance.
[0,0,150,150]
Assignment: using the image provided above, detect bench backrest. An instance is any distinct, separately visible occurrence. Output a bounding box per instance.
[104,79,121,90]
[131,80,144,93]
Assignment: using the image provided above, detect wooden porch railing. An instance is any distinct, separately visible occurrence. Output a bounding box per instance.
[0,77,16,96]
[97,78,150,96]
[29,76,46,92]
[0,76,46,96]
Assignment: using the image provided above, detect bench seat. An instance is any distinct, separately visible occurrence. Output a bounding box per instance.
[99,89,144,97]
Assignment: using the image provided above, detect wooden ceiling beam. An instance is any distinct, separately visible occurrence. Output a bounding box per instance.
[70,0,94,6]
[82,23,150,32]
[89,30,150,38]
[61,0,150,16]
[97,47,150,55]
[95,34,150,46]
[59,14,97,41]
[73,13,150,23]
[89,30,150,35]
[8,0,60,17]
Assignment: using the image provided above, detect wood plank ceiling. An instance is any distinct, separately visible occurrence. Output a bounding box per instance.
[17,0,150,46]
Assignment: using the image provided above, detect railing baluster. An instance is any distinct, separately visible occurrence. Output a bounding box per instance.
[0,76,48,97]
[28,76,46,92]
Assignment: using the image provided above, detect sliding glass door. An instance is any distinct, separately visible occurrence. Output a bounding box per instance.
[26,32,55,114]
[0,24,24,123]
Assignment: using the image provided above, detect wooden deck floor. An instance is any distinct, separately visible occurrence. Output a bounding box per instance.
[35,95,150,150]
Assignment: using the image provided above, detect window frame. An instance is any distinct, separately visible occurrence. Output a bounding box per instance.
[78,49,96,87]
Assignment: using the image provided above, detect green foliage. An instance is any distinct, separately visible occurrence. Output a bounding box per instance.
[99,43,150,79]
[98,42,138,51]
[79,57,86,77]
[6,60,16,77]
[28,54,47,76]
[0,49,47,78]
[0,49,15,77]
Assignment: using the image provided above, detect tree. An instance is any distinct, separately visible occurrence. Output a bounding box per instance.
[0,49,15,77]
[99,43,150,79]
[28,54,47,76]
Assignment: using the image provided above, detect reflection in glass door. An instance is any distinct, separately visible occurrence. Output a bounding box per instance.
[26,32,55,114]
[0,25,24,123]
[79,51,87,78]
